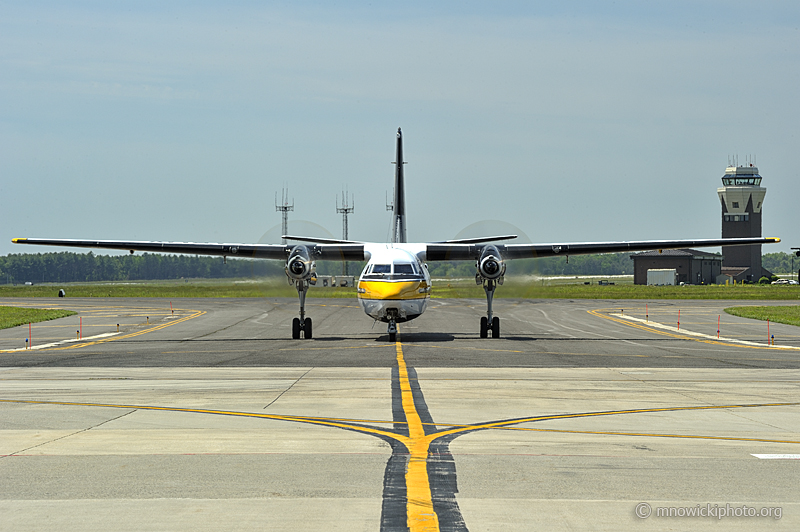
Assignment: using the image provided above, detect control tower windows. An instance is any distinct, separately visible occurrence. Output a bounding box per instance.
[721,176,762,186]
[724,214,749,222]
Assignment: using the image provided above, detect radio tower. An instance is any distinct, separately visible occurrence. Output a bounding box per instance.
[275,187,294,245]
[336,190,354,275]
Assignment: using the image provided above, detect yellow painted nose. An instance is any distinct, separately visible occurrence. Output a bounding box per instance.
[358,281,425,300]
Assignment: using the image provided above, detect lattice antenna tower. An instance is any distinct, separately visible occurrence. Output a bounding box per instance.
[275,186,294,245]
[336,189,355,274]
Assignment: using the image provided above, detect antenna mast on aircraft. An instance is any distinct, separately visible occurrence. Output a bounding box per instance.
[275,187,294,245]
[336,189,354,275]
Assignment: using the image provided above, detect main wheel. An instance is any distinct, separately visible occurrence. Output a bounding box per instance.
[304,318,313,339]
[491,317,500,338]
[389,332,397,342]
[292,317,301,339]
[480,316,488,338]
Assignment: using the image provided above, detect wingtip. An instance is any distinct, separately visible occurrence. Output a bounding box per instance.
[11,238,26,243]
[767,237,781,243]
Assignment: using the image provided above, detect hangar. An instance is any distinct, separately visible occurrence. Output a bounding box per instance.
[631,248,723,285]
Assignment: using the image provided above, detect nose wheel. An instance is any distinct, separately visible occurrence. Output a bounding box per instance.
[387,309,398,342]
[292,317,312,339]
[480,316,500,338]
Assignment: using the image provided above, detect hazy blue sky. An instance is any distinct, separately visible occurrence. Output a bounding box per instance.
[2,1,798,256]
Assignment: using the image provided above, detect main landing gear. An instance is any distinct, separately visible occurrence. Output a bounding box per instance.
[292,279,313,339]
[480,279,500,338]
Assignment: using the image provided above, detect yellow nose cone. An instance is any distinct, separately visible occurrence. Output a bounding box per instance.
[358,281,426,300]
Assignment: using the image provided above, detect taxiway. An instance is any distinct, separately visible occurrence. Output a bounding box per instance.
[1,297,798,531]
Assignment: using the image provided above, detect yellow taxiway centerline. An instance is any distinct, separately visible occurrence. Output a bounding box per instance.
[395,341,441,532]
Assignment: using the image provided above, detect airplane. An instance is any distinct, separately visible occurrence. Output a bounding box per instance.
[13,128,780,341]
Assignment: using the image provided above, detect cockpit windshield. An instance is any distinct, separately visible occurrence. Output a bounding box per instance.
[393,263,417,275]
[362,261,421,279]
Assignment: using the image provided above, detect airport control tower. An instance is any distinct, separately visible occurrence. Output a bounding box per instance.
[717,163,767,281]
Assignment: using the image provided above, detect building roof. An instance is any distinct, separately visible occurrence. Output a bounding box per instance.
[720,266,750,276]
[631,248,723,260]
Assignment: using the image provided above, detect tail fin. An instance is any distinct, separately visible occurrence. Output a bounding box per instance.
[391,127,407,243]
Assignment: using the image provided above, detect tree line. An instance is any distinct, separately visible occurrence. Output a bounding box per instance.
[423,253,635,278]
[425,252,798,278]
[762,252,800,275]
[0,252,283,284]
[1,251,795,284]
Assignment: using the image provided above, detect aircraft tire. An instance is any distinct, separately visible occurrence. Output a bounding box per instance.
[491,317,500,338]
[304,318,313,339]
[389,332,397,342]
[480,316,488,338]
[292,318,301,339]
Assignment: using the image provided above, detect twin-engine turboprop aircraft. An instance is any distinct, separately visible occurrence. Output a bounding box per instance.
[13,128,779,340]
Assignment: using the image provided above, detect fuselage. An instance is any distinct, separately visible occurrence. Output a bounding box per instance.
[357,246,431,323]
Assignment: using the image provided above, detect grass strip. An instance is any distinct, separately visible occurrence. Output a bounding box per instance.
[0,281,355,299]
[724,305,800,327]
[434,282,800,300]
[1,279,799,300]
[0,306,78,330]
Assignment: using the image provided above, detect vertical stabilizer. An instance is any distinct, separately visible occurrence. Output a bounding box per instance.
[391,128,407,243]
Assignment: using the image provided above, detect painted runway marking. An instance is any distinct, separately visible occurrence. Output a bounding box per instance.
[589,308,800,350]
[752,454,800,459]
[609,311,800,349]
[0,332,118,351]
[0,308,205,353]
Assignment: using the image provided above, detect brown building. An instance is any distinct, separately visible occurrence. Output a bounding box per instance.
[631,248,723,285]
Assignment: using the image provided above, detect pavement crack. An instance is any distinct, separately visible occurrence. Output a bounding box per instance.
[1,409,136,459]
[263,368,313,410]
[188,308,277,341]
[718,409,791,431]
[613,370,714,405]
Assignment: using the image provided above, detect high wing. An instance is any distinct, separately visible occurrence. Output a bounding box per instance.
[423,237,780,261]
[432,235,518,245]
[14,235,779,262]
[283,235,364,245]
[11,238,366,262]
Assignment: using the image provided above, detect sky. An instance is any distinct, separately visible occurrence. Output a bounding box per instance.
[2,1,798,257]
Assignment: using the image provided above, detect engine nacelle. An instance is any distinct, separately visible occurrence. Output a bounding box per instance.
[477,245,505,281]
[285,245,316,282]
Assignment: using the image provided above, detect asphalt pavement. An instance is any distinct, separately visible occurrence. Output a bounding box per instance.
[1,296,798,531]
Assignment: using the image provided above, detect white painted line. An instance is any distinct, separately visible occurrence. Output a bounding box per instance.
[610,313,800,350]
[752,454,800,459]
[2,332,119,352]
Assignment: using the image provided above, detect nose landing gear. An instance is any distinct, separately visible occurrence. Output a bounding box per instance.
[387,308,398,342]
